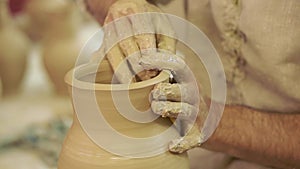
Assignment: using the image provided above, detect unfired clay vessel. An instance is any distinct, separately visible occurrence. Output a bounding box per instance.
[24,0,77,41]
[39,0,81,95]
[0,0,30,96]
[58,59,190,169]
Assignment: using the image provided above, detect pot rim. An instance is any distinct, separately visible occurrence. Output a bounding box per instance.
[64,63,170,91]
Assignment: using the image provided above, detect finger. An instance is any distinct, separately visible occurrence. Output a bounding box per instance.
[129,13,156,51]
[147,4,176,53]
[90,42,135,84]
[111,10,140,59]
[140,52,185,71]
[140,52,192,83]
[133,69,159,81]
[90,45,105,63]
[112,14,140,57]
[90,12,115,63]
[136,34,156,52]
[156,16,176,53]
[105,12,143,83]
[129,13,160,80]
[169,124,202,154]
[107,45,135,83]
[158,35,176,54]
[129,11,159,80]
[151,101,198,119]
[113,12,155,81]
[152,83,198,105]
[102,16,135,84]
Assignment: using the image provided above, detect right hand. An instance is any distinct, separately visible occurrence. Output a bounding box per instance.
[139,51,210,153]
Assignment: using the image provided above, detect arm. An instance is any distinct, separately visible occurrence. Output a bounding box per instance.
[202,104,300,169]
[138,51,300,168]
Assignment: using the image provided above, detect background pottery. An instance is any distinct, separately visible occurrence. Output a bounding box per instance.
[39,0,81,95]
[0,0,30,96]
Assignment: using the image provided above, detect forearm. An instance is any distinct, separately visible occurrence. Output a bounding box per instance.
[202,104,300,169]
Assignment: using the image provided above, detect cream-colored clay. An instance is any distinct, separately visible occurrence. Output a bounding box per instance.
[151,100,197,118]
[39,0,81,95]
[58,60,190,169]
[0,0,30,96]
[97,0,176,83]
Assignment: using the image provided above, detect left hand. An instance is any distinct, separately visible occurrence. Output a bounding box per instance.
[139,51,209,153]
[89,0,177,83]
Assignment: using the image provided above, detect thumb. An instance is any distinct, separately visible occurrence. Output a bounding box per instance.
[169,124,203,154]
[140,51,193,83]
[140,52,185,71]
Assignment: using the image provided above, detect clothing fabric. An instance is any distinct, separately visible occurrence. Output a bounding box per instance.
[188,0,300,113]
[159,0,300,168]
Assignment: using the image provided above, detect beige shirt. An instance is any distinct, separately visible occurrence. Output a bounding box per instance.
[159,0,299,168]
[187,0,300,113]
[160,0,300,113]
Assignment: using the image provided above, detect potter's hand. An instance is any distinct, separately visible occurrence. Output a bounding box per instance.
[91,0,176,83]
[140,52,209,153]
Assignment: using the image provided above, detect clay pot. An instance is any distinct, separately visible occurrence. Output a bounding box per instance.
[0,0,30,96]
[42,37,79,95]
[23,0,58,41]
[40,0,81,95]
[58,60,190,169]
[24,0,79,41]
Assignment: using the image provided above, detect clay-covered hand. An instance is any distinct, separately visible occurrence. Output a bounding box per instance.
[92,0,176,83]
[139,51,209,153]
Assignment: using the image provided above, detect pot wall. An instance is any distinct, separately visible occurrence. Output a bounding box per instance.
[58,63,190,169]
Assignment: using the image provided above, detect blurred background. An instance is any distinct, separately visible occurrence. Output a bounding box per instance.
[0,0,101,168]
[0,0,226,168]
